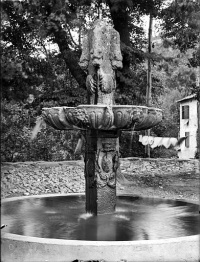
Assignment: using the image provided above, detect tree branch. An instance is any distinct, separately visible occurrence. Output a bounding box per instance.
[65,23,79,48]
[52,26,87,90]
[106,0,131,70]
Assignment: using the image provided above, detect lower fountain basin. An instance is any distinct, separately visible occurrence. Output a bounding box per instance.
[42,105,162,131]
[1,194,199,262]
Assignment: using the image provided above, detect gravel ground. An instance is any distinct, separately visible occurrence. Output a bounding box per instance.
[1,162,199,203]
[118,170,199,203]
[1,162,85,199]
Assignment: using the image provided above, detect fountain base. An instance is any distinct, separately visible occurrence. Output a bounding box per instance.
[1,194,199,262]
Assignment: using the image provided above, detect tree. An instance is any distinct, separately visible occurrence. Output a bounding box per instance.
[1,0,166,105]
[159,0,200,100]
[160,0,200,52]
[2,0,199,104]
[1,0,200,161]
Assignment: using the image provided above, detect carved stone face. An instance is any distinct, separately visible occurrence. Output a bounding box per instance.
[102,139,116,152]
[79,19,123,106]
[79,19,122,72]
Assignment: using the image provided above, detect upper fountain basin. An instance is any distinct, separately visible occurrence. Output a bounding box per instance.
[42,105,162,131]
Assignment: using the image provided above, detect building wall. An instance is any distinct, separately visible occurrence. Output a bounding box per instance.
[178,99,198,159]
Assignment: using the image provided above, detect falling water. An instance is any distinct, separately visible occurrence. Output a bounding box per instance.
[30,116,46,140]
[129,130,135,155]
[74,134,85,155]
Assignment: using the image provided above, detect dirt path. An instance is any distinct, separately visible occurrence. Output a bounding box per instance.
[117,171,200,203]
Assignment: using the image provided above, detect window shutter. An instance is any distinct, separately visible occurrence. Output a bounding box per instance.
[185,132,190,148]
[182,105,189,119]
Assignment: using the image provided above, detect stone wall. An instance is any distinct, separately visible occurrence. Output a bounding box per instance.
[120,157,199,176]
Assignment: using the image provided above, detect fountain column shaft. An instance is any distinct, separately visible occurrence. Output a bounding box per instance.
[84,130,120,215]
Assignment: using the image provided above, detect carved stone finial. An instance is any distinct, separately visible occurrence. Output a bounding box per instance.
[79,19,122,105]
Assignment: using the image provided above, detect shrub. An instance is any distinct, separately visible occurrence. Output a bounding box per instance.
[1,100,81,162]
[119,131,146,158]
[150,146,178,158]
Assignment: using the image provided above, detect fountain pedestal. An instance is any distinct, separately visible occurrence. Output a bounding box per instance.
[79,19,123,214]
[41,19,162,216]
[85,130,120,214]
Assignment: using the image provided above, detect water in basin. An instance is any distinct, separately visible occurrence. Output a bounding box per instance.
[1,195,199,241]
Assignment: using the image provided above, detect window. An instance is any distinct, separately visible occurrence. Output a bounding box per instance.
[185,132,190,148]
[182,105,189,119]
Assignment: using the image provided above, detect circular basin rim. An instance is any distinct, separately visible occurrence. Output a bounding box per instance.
[1,232,199,246]
[77,105,149,108]
[2,193,199,245]
[1,193,198,205]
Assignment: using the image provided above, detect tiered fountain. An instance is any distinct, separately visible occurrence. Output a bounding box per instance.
[1,19,199,262]
[42,19,162,215]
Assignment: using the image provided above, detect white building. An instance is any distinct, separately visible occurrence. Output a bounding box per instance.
[177,94,199,159]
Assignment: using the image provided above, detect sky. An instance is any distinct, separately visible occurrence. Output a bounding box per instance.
[142,15,162,38]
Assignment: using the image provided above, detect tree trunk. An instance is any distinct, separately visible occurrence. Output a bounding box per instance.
[146,13,153,108]
[198,102,200,162]
[107,1,131,71]
[145,13,153,158]
[53,27,87,90]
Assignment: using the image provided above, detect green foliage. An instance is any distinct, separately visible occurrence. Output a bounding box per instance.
[160,0,200,53]
[159,0,200,100]
[119,132,146,158]
[1,100,82,162]
[1,42,87,106]
[1,0,199,161]
[150,147,178,159]
[152,40,197,94]
[1,0,199,103]
[150,40,199,138]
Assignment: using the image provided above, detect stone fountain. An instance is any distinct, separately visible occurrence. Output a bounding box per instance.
[42,19,162,215]
[1,19,199,262]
